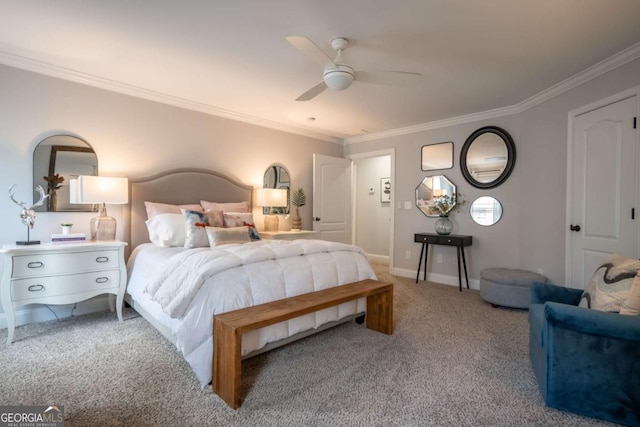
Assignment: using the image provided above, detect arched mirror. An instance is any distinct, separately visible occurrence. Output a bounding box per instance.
[460,126,515,189]
[470,196,503,226]
[33,135,98,212]
[415,175,457,217]
[263,164,290,214]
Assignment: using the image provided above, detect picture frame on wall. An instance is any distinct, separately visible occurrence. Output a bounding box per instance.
[380,177,391,203]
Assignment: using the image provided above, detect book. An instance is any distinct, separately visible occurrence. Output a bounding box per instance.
[51,233,86,244]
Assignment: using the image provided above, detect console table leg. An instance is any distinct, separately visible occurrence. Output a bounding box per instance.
[423,243,429,281]
[456,246,462,292]
[416,243,425,283]
[461,247,470,289]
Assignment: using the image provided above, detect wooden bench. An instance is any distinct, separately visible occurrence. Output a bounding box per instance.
[212,279,393,408]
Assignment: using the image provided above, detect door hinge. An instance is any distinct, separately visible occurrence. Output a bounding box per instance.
[634,117,637,129]
[633,208,635,220]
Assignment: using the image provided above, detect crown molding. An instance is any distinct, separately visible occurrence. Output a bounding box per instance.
[344,40,640,144]
[0,50,342,145]
[2,38,639,148]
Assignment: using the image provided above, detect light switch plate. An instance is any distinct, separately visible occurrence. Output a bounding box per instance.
[404,201,412,209]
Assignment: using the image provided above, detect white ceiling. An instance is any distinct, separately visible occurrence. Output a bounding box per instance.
[2,0,640,143]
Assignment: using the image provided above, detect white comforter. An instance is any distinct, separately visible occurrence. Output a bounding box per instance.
[134,239,376,387]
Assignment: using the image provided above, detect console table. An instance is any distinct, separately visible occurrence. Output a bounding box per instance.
[414,233,472,291]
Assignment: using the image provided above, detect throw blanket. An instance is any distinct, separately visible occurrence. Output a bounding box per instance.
[146,239,371,318]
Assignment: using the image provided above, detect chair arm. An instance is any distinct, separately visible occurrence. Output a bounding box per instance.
[531,282,583,305]
[545,301,640,341]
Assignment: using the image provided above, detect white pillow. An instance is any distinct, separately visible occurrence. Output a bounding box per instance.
[145,213,186,247]
[206,226,251,247]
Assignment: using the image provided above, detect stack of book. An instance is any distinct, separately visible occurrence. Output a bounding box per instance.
[51,233,86,244]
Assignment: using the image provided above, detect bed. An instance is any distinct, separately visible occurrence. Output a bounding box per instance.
[123,168,377,388]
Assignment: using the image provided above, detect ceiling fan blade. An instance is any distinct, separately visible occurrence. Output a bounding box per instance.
[354,71,422,87]
[295,81,328,101]
[286,36,336,68]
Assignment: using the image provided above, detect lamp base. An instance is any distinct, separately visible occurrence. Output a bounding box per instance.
[91,206,117,241]
[264,215,279,232]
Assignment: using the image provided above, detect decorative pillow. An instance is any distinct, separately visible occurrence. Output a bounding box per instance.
[223,212,261,241]
[145,201,203,218]
[581,253,640,312]
[145,213,186,247]
[200,200,250,213]
[620,273,640,316]
[205,226,251,247]
[182,209,224,248]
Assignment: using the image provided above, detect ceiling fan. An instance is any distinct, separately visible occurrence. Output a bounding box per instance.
[286,36,422,101]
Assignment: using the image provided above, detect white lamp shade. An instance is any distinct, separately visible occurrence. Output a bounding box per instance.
[256,188,287,208]
[77,176,129,204]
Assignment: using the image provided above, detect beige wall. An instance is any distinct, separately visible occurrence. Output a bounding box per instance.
[346,57,640,286]
[0,64,341,319]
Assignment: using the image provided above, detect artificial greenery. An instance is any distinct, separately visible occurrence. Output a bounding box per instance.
[428,193,464,217]
[291,188,306,208]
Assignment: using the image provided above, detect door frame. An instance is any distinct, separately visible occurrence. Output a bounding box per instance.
[346,148,395,271]
[565,86,640,285]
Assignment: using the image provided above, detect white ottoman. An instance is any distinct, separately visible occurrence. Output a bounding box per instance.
[480,268,548,309]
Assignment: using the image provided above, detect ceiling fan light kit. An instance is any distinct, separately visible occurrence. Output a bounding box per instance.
[323,65,354,90]
[287,35,421,101]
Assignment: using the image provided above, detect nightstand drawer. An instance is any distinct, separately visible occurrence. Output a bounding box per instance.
[12,250,120,278]
[11,270,120,302]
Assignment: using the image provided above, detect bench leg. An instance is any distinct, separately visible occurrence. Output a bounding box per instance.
[365,289,393,335]
[213,318,243,409]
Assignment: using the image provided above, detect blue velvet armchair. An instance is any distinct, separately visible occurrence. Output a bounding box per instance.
[529,282,640,426]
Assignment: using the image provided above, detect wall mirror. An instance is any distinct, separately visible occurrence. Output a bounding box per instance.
[421,141,453,171]
[33,135,98,212]
[415,175,457,217]
[263,164,290,214]
[460,126,515,189]
[470,196,503,226]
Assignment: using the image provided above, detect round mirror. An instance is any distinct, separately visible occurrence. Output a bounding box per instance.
[263,164,290,214]
[470,196,503,226]
[460,126,515,189]
[415,175,457,217]
[33,135,98,212]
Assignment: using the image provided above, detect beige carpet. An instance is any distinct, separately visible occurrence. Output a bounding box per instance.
[0,265,613,426]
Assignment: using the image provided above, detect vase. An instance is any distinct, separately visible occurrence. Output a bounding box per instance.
[434,216,453,235]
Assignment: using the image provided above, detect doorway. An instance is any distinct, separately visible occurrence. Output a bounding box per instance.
[348,149,395,268]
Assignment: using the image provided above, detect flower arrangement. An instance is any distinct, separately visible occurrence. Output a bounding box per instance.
[429,193,464,217]
[43,173,65,194]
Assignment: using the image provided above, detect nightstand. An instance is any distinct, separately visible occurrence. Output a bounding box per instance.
[1,241,127,344]
[260,230,317,240]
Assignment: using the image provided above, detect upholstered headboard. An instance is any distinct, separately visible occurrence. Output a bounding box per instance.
[125,168,253,253]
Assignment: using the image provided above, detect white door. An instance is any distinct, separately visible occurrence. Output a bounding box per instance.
[313,153,352,243]
[569,96,637,288]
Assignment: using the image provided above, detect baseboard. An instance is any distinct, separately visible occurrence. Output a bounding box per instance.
[367,254,389,264]
[0,296,112,329]
[391,266,480,290]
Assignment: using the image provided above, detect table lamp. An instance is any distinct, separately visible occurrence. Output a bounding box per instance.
[76,175,129,241]
[256,188,288,232]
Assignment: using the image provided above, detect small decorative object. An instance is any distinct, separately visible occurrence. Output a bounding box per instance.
[434,217,454,235]
[61,223,73,234]
[43,173,65,212]
[291,188,306,231]
[8,184,49,245]
[429,192,465,235]
[380,177,391,203]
